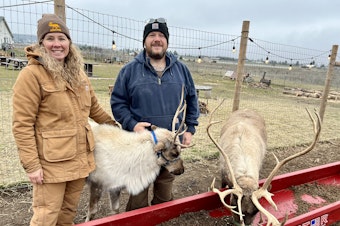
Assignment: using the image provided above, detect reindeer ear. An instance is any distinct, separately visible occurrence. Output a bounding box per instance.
[153,142,165,152]
[151,125,157,130]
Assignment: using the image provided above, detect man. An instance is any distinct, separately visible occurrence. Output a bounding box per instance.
[110,18,199,211]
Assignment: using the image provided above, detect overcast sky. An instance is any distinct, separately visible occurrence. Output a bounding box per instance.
[68,0,339,51]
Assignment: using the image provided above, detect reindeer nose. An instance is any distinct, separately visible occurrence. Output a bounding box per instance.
[172,167,184,175]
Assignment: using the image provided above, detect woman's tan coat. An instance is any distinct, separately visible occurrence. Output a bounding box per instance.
[12,46,118,183]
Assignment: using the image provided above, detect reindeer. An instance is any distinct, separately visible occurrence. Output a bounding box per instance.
[207,101,321,226]
[85,87,190,222]
[260,72,271,87]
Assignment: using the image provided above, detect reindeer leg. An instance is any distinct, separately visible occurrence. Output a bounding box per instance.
[85,182,103,222]
[108,189,121,214]
[221,169,232,188]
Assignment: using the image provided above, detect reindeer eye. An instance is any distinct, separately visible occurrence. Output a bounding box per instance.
[171,152,179,158]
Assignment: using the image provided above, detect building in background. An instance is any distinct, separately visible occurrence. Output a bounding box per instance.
[0,16,14,52]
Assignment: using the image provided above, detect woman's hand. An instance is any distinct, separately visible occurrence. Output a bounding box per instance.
[27,169,44,184]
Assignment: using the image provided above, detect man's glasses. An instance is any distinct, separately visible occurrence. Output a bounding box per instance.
[146,18,167,24]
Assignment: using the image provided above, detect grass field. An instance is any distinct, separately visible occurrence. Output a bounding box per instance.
[1,61,340,187]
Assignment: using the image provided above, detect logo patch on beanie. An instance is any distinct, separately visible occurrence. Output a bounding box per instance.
[48,22,62,32]
[151,23,159,30]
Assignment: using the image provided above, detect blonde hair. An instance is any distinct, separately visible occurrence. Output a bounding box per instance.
[38,43,85,88]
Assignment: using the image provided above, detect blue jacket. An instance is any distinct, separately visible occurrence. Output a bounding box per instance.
[110,50,199,134]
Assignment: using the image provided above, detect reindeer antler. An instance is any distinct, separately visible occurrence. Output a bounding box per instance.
[172,85,193,148]
[207,99,245,223]
[251,108,321,225]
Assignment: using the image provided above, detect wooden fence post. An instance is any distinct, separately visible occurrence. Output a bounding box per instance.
[54,0,66,23]
[232,21,250,112]
[319,45,338,121]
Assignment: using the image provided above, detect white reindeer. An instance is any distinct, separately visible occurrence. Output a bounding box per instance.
[207,101,321,226]
[85,87,190,222]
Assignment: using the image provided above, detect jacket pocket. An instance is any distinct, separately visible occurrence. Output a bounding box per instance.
[42,129,77,162]
[79,81,91,110]
[41,82,69,112]
[85,124,95,152]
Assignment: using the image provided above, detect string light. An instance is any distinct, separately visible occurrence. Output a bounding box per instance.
[264,51,270,64]
[197,55,202,63]
[249,37,330,68]
[67,8,332,67]
[111,30,117,50]
[197,48,202,63]
[289,59,292,71]
[67,8,330,67]
[232,39,236,53]
[112,40,116,50]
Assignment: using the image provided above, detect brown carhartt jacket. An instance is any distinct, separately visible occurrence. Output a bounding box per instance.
[12,46,118,183]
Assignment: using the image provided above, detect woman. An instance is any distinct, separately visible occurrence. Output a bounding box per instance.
[12,14,118,226]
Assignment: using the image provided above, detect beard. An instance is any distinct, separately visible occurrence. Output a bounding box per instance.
[148,51,165,59]
[145,46,166,59]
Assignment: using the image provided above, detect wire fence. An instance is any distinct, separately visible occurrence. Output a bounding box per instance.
[0,0,339,186]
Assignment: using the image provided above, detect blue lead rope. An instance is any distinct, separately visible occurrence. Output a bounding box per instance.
[151,130,158,144]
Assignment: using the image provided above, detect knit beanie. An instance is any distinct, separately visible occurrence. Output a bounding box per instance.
[143,22,169,45]
[37,14,71,42]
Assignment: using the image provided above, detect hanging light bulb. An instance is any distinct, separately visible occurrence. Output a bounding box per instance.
[265,51,270,64]
[288,59,292,70]
[265,56,269,64]
[112,40,117,50]
[231,39,236,53]
[328,54,331,60]
[197,55,202,63]
[197,47,202,63]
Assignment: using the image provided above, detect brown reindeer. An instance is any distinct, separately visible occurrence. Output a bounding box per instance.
[207,101,321,226]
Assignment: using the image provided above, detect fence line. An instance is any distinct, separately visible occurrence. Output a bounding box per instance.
[0,0,339,186]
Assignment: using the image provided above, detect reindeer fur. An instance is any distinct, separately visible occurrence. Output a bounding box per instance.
[219,109,267,224]
[85,122,184,222]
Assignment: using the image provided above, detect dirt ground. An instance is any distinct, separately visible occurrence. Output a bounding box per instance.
[0,139,339,226]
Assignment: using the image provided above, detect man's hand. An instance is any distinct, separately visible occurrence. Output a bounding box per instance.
[182,132,193,146]
[133,122,151,132]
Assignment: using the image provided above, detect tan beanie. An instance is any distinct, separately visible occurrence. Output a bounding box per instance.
[37,14,71,42]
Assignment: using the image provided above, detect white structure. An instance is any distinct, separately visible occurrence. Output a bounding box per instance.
[0,16,14,50]
[224,70,236,79]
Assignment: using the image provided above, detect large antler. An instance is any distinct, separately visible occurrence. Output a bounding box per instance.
[251,108,322,226]
[172,85,192,148]
[207,99,245,222]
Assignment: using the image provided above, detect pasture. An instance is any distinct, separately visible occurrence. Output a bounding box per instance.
[1,61,340,187]
[1,61,340,225]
